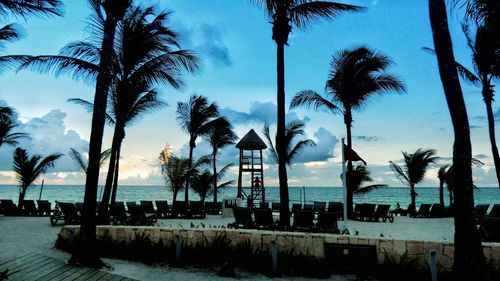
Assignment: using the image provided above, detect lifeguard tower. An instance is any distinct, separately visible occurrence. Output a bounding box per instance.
[236,129,267,207]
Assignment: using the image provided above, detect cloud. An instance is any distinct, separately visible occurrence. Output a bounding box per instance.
[355,135,383,142]
[473,115,486,121]
[294,127,338,163]
[470,125,482,129]
[180,22,232,67]
[474,154,489,160]
[0,105,89,173]
[220,101,310,126]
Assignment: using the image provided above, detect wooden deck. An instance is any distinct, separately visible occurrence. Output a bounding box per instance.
[0,253,136,281]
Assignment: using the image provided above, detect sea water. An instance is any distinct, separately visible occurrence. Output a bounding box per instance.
[1,185,499,207]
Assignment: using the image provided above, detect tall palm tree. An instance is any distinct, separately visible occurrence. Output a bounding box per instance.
[204,117,237,205]
[68,147,112,174]
[251,0,362,228]
[263,119,316,167]
[343,164,387,195]
[428,0,485,277]
[437,164,450,206]
[12,147,61,210]
[0,119,29,149]
[291,46,406,217]
[389,148,438,210]
[176,95,219,203]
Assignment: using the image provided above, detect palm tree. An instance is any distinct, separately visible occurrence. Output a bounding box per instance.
[251,0,362,229]
[291,46,406,217]
[437,164,450,206]
[442,158,484,207]
[204,117,237,205]
[389,148,438,210]
[428,0,485,276]
[343,164,388,195]
[0,119,29,149]
[176,95,219,203]
[68,147,112,174]
[263,119,316,167]
[0,105,14,121]
[191,165,236,204]
[12,147,61,210]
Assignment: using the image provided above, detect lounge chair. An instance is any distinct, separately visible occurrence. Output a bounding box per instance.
[0,200,19,216]
[140,200,157,216]
[429,204,446,218]
[259,201,269,209]
[355,203,376,221]
[190,201,206,219]
[488,204,500,218]
[109,202,128,225]
[303,204,313,211]
[292,209,315,232]
[22,200,38,216]
[271,202,281,213]
[373,204,394,223]
[126,201,137,212]
[328,202,344,220]
[75,202,84,213]
[254,208,276,230]
[291,203,302,215]
[155,200,170,218]
[51,202,80,226]
[37,200,52,216]
[316,211,339,233]
[172,201,189,218]
[415,204,431,218]
[228,207,254,229]
[313,201,326,213]
[475,204,490,223]
[480,216,500,242]
[128,204,156,226]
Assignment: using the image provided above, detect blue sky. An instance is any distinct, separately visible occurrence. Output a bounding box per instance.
[0,0,498,187]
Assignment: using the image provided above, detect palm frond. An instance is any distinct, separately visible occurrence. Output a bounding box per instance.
[290,1,363,29]
[456,62,480,85]
[290,89,341,114]
[0,0,64,19]
[354,184,388,194]
[67,98,116,125]
[17,55,99,83]
[68,148,87,173]
[99,148,112,167]
[389,161,410,186]
[263,123,279,164]
[287,139,316,166]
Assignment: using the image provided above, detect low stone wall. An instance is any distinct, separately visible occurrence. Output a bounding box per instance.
[59,226,500,271]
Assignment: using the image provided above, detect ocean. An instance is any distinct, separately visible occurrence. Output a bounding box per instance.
[1,185,499,207]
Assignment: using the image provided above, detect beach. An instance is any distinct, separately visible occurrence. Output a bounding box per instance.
[0,215,456,280]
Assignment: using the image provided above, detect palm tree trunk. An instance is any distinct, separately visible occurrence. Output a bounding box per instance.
[484,89,500,187]
[110,138,122,204]
[101,126,121,209]
[212,149,218,205]
[439,182,444,206]
[185,143,194,203]
[428,1,484,278]
[410,184,416,208]
[276,40,291,229]
[345,109,354,219]
[70,15,119,267]
[17,186,27,210]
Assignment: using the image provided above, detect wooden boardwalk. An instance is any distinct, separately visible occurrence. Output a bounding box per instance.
[0,253,136,281]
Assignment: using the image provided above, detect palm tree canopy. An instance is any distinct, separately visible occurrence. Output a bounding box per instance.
[160,153,211,194]
[0,118,29,148]
[205,117,238,153]
[0,0,63,19]
[176,95,219,144]
[12,147,62,188]
[0,105,14,121]
[263,119,316,167]
[342,164,388,194]
[389,148,439,187]
[452,0,500,23]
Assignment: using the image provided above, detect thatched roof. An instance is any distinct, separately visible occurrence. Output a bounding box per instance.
[236,129,267,150]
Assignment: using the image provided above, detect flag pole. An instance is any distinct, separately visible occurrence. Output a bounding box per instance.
[341,138,348,232]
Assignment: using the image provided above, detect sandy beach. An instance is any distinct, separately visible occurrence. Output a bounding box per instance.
[0,215,455,280]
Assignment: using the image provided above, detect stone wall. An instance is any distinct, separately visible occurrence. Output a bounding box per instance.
[59,226,500,271]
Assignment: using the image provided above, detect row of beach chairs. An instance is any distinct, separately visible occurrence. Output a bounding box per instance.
[0,199,52,216]
[228,207,340,233]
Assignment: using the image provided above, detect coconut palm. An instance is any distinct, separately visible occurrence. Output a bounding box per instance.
[68,148,112,174]
[291,46,406,217]
[389,148,438,210]
[428,0,485,276]
[191,164,235,204]
[263,119,316,167]
[0,119,29,149]
[442,158,484,207]
[12,147,61,210]
[251,0,362,228]
[204,117,237,205]
[342,164,387,195]
[176,95,219,203]
[437,164,450,206]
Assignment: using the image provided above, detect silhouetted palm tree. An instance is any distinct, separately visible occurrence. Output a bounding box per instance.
[343,164,387,195]
[12,147,61,210]
[291,46,406,217]
[68,147,112,174]
[437,164,450,206]
[251,0,362,228]
[263,120,316,167]
[0,119,28,149]
[191,165,235,204]
[176,95,219,203]
[443,158,484,207]
[428,0,485,276]
[0,105,14,121]
[389,148,438,210]
[204,117,237,205]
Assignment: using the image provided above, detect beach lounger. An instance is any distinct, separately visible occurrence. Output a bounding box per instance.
[0,200,19,216]
[155,200,170,218]
[204,201,215,215]
[373,204,394,223]
[292,209,315,232]
[480,216,500,242]
[475,204,490,223]
[126,201,138,212]
[362,203,377,221]
[316,211,339,233]
[172,201,189,218]
[313,201,326,213]
[291,203,302,215]
[328,202,344,220]
[259,201,269,209]
[109,202,128,225]
[51,202,80,226]
[254,208,276,230]
[429,204,446,218]
[271,202,281,213]
[488,204,500,218]
[416,204,431,218]
[22,200,38,216]
[37,200,52,216]
[140,200,157,216]
[127,204,156,226]
[228,207,254,229]
[75,202,84,213]
[190,201,206,219]
[303,204,313,211]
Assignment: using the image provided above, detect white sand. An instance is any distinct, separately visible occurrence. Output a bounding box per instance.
[0,215,454,280]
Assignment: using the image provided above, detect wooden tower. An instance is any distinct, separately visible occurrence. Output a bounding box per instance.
[236,129,267,207]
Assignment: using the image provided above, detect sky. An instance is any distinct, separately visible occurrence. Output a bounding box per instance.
[0,0,498,188]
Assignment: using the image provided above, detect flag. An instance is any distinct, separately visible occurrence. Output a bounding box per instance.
[343,144,367,165]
